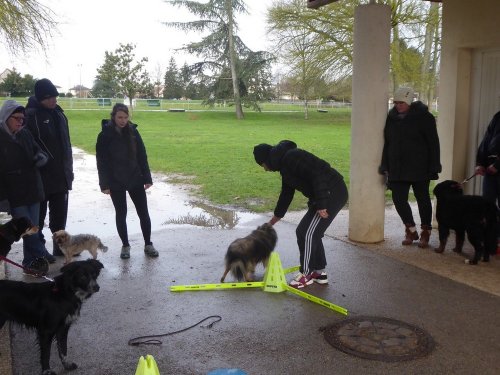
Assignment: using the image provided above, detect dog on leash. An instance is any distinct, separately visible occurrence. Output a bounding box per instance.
[0,217,38,257]
[0,259,104,375]
[221,223,277,282]
[52,230,108,264]
[433,180,498,264]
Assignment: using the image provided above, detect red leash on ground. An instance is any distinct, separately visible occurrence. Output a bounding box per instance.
[0,255,54,282]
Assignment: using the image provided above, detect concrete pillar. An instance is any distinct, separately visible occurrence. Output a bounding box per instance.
[348,3,391,243]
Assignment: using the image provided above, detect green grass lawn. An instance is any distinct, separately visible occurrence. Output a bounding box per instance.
[66,109,352,212]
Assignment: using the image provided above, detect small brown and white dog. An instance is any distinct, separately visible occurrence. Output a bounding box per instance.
[53,230,108,264]
[220,223,278,282]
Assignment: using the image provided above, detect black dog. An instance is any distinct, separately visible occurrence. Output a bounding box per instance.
[221,223,278,282]
[0,259,104,375]
[433,180,498,264]
[0,216,39,257]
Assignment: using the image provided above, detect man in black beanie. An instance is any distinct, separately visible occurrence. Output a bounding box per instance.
[253,140,348,289]
[25,78,73,257]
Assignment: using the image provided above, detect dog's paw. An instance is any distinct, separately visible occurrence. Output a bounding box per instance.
[434,247,444,253]
[464,259,478,265]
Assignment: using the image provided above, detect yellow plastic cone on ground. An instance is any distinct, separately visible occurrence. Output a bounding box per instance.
[135,354,160,375]
[263,252,287,293]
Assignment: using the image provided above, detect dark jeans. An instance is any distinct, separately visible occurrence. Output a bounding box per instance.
[11,203,50,266]
[390,180,432,227]
[110,184,152,247]
[296,180,348,274]
[38,191,69,254]
[482,174,500,239]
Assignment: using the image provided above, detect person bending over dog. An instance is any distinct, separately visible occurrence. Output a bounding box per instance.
[253,140,348,289]
[96,103,158,259]
[379,87,441,248]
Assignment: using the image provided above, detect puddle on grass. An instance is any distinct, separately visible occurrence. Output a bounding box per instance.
[26,148,260,238]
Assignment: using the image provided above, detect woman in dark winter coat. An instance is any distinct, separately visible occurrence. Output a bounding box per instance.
[475,110,500,252]
[379,87,441,248]
[0,100,54,271]
[253,140,348,289]
[96,103,158,259]
[25,78,74,257]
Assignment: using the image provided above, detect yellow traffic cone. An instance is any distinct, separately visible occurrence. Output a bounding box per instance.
[135,354,160,375]
[262,252,287,293]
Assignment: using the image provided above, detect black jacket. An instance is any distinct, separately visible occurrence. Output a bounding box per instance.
[0,128,45,208]
[476,111,500,169]
[96,121,152,191]
[380,101,441,182]
[25,96,74,194]
[267,140,344,218]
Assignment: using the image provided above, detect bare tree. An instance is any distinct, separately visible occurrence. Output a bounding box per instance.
[0,0,58,55]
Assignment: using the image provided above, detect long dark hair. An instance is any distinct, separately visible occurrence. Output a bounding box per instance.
[110,103,137,159]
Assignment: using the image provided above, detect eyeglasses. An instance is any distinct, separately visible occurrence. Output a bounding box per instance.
[9,116,25,122]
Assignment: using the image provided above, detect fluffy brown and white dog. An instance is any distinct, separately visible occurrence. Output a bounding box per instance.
[0,259,104,375]
[53,230,108,264]
[220,223,278,282]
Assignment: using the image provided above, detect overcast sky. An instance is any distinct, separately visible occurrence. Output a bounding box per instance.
[0,0,272,92]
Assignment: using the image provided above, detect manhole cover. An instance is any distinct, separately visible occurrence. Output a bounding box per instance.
[322,316,435,362]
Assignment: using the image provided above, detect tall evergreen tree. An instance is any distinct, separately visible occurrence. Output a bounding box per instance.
[163,57,183,99]
[165,0,272,119]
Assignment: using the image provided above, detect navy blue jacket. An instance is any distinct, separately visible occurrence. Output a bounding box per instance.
[25,96,74,194]
[476,111,500,169]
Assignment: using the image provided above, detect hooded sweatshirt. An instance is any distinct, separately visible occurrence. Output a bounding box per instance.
[267,140,345,218]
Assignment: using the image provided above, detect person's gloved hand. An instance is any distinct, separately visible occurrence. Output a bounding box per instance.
[33,151,48,167]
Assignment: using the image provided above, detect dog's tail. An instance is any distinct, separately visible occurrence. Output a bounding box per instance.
[98,241,108,253]
[230,260,246,281]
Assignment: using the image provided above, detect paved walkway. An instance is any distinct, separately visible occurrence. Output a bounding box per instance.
[2,203,500,375]
[1,148,500,374]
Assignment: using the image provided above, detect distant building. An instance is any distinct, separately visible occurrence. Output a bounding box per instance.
[69,85,91,98]
[0,68,14,83]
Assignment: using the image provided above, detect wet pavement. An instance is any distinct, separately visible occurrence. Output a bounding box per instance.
[2,148,500,375]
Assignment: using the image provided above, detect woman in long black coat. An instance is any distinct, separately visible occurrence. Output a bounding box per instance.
[379,87,441,248]
[96,103,158,260]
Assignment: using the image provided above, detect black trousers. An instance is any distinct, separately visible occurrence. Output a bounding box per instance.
[39,191,69,254]
[296,180,348,274]
[390,180,432,227]
[110,184,152,247]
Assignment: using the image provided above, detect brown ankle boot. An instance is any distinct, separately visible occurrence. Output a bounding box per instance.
[402,224,419,245]
[418,225,432,248]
